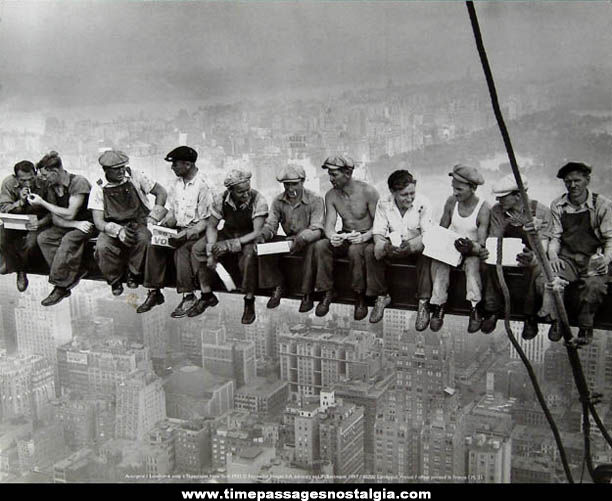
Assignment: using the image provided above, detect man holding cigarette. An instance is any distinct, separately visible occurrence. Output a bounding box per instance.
[256,164,324,312]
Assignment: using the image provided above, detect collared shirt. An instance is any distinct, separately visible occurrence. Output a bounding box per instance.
[372,193,433,239]
[88,169,156,212]
[166,170,212,228]
[211,190,268,221]
[0,174,47,215]
[262,188,325,239]
[489,200,552,239]
[550,189,612,262]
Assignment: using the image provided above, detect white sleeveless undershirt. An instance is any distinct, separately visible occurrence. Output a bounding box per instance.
[449,198,484,240]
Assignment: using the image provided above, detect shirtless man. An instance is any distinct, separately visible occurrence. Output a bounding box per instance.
[313,155,379,320]
[429,164,490,333]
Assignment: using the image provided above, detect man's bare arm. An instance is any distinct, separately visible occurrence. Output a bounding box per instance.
[324,191,338,240]
[439,197,454,228]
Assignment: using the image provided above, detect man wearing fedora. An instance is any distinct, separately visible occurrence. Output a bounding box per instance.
[89,150,167,297]
[536,162,612,345]
[256,164,324,312]
[479,173,552,338]
[429,164,490,333]
[137,146,212,318]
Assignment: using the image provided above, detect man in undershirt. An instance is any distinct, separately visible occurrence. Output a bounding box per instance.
[429,164,490,333]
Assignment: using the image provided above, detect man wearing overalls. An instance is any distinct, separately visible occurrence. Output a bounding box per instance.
[479,173,552,338]
[538,162,612,345]
[89,150,167,296]
[27,151,95,306]
[190,169,268,324]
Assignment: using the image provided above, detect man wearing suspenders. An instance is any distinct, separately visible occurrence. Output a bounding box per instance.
[429,164,490,333]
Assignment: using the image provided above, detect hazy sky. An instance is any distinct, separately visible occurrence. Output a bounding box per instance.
[0,1,610,108]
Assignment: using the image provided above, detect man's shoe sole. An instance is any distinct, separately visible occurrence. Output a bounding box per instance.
[430,321,443,332]
[136,295,165,314]
[41,290,71,307]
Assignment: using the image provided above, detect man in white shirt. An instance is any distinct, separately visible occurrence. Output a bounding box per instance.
[365,169,433,327]
[137,146,213,318]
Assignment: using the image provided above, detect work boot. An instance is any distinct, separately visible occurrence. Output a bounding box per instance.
[577,327,593,346]
[136,289,165,314]
[16,272,28,292]
[171,293,197,319]
[126,273,140,289]
[480,313,498,335]
[242,297,256,325]
[41,286,71,307]
[354,293,368,321]
[369,295,391,324]
[430,304,445,332]
[299,294,314,313]
[266,286,284,309]
[547,321,562,342]
[315,290,337,317]
[111,282,124,297]
[415,299,431,332]
[467,306,483,333]
[521,316,539,340]
[187,293,219,318]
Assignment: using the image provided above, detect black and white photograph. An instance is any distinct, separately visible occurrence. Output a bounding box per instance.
[0,0,611,488]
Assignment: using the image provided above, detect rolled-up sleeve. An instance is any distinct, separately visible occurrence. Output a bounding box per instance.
[252,192,268,220]
[210,193,224,220]
[133,170,156,195]
[308,196,325,232]
[488,205,505,238]
[196,182,212,222]
[372,200,389,237]
[419,198,434,233]
[597,201,612,264]
[549,200,564,248]
[535,203,553,240]
[0,177,20,213]
[87,184,105,211]
[262,199,282,240]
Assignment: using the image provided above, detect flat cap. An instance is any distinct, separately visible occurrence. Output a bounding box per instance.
[98,150,129,169]
[276,164,306,183]
[556,162,592,179]
[165,146,198,163]
[321,155,355,171]
[36,151,62,170]
[492,173,528,197]
[224,169,252,188]
[449,164,484,186]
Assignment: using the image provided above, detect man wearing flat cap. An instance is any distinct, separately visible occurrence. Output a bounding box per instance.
[190,169,268,324]
[313,155,379,320]
[0,160,50,292]
[88,150,167,297]
[429,164,490,333]
[479,173,552,338]
[27,151,96,306]
[256,164,325,311]
[535,162,612,345]
[137,146,213,317]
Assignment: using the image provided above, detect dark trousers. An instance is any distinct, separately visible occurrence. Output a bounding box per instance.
[144,233,200,293]
[0,228,41,273]
[95,224,151,286]
[483,263,539,316]
[191,232,258,295]
[535,252,608,328]
[314,238,367,293]
[364,242,432,299]
[258,236,318,294]
[37,226,93,288]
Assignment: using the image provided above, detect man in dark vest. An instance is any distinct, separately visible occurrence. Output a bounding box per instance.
[480,174,552,338]
[0,160,50,291]
[89,150,167,296]
[536,162,612,345]
[190,169,268,324]
[27,151,95,306]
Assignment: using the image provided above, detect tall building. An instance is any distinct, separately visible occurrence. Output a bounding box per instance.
[244,317,274,360]
[509,321,550,365]
[50,397,97,450]
[293,403,320,470]
[17,423,69,473]
[319,401,365,481]
[173,418,213,474]
[115,370,166,441]
[465,433,511,483]
[141,304,168,361]
[382,310,413,357]
[201,339,255,388]
[0,354,55,422]
[234,378,289,418]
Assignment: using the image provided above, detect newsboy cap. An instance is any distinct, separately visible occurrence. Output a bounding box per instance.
[165,146,198,163]
[448,164,484,186]
[556,162,592,179]
[224,169,252,189]
[321,155,355,171]
[492,173,528,198]
[276,164,306,183]
[98,150,129,169]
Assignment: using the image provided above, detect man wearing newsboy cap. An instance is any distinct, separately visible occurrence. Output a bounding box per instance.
[190,169,268,324]
[89,150,167,297]
[256,164,324,312]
